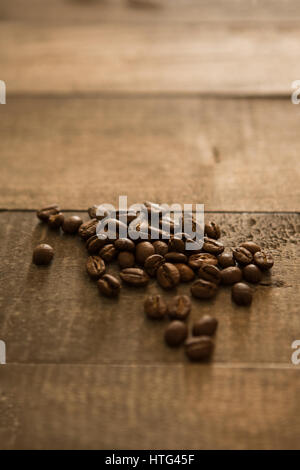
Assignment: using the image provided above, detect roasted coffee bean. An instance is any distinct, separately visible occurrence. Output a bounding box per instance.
[97,274,121,297]
[240,241,261,254]
[144,295,167,319]
[188,253,218,270]
[136,241,155,265]
[37,204,60,222]
[156,263,180,289]
[164,252,187,263]
[174,263,195,282]
[120,268,149,286]
[167,295,191,320]
[118,251,135,269]
[232,247,253,265]
[78,218,98,240]
[165,321,188,347]
[198,264,221,284]
[99,244,117,263]
[168,237,185,253]
[232,282,252,306]
[205,221,221,239]
[85,234,108,254]
[86,255,105,279]
[220,266,242,285]
[114,238,135,252]
[192,315,218,336]
[243,264,262,283]
[88,204,110,220]
[217,251,235,268]
[253,251,274,270]
[144,254,165,277]
[152,240,168,256]
[203,237,224,255]
[62,215,84,234]
[190,279,218,299]
[32,243,54,265]
[185,336,214,361]
[48,212,64,229]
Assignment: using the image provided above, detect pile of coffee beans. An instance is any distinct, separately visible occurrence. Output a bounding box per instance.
[34,202,275,361]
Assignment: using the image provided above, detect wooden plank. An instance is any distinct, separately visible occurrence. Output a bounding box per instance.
[1,97,299,211]
[0,364,300,449]
[0,212,299,365]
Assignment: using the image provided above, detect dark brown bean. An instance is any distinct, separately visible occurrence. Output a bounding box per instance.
[165,321,188,347]
[48,212,64,229]
[62,215,83,234]
[120,268,149,286]
[174,263,195,282]
[114,238,135,252]
[117,251,135,269]
[188,253,218,270]
[204,221,221,239]
[156,263,180,289]
[78,218,98,240]
[168,237,185,253]
[192,315,218,336]
[202,237,224,255]
[88,205,110,220]
[144,254,165,277]
[232,247,253,265]
[190,279,218,299]
[217,251,235,268]
[86,255,106,280]
[37,204,60,222]
[220,266,242,285]
[164,252,187,263]
[253,251,274,270]
[185,336,214,361]
[243,264,262,283]
[136,241,155,265]
[99,244,117,263]
[97,274,121,297]
[85,234,108,254]
[240,241,261,254]
[232,282,253,306]
[144,295,167,319]
[32,244,54,265]
[152,240,168,256]
[198,264,221,284]
[167,295,191,320]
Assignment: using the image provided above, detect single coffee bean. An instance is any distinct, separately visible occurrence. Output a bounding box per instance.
[88,204,110,220]
[78,218,98,240]
[192,315,218,336]
[232,282,252,306]
[243,264,262,283]
[167,295,191,320]
[136,241,155,265]
[48,212,64,229]
[217,251,235,268]
[190,279,218,299]
[198,264,221,284]
[62,215,84,235]
[188,253,218,270]
[203,237,224,255]
[165,252,187,263]
[185,336,214,361]
[99,244,117,263]
[97,274,120,297]
[220,266,242,285]
[86,255,105,280]
[165,321,188,347]
[118,251,135,269]
[174,263,195,282]
[168,237,185,253]
[253,251,274,270]
[144,295,167,319]
[156,263,180,289]
[205,221,221,239]
[240,241,261,254]
[232,247,253,265]
[120,268,149,286]
[152,240,168,256]
[114,238,135,252]
[85,234,108,254]
[37,204,60,222]
[144,254,165,277]
[32,243,54,265]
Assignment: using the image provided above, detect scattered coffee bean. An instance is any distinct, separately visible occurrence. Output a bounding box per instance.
[85,234,108,254]
[253,251,274,270]
[118,251,135,269]
[217,251,235,268]
[203,237,225,255]
[120,268,149,286]
[88,205,110,220]
[220,266,242,285]
[144,295,167,319]
[168,237,185,253]
[188,253,218,270]
[190,279,218,299]
[136,241,155,265]
[78,218,99,240]
[174,263,195,282]
[185,336,214,361]
[48,212,64,229]
[152,240,168,256]
[32,243,54,265]
[198,264,221,284]
[232,282,252,306]
[37,204,60,222]
[165,321,188,347]
[167,295,191,320]
[97,274,121,297]
[243,264,262,283]
[144,254,165,277]
[205,221,221,239]
[99,244,117,263]
[192,315,218,336]
[62,215,84,235]
[240,241,261,254]
[86,255,105,280]
[165,252,187,263]
[114,238,135,252]
[156,263,180,289]
[232,247,253,265]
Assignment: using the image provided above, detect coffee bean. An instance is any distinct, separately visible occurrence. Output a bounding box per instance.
[136,241,155,265]
[97,274,121,297]
[203,237,224,255]
[188,253,218,270]
[62,215,84,235]
[85,234,108,254]
[114,238,135,252]
[253,251,274,270]
[168,237,185,253]
[174,263,195,282]
[99,244,117,263]
[78,218,98,240]
[167,295,191,320]
[152,240,168,256]
[243,264,262,283]
[86,255,106,279]
[198,264,221,284]
[232,282,252,306]
[37,204,60,222]
[205,221,221,239]
[165,321,188,347]
[232,247,253,265]
[118,251,135,269]
[88,205,110,220]
[32,243,54,265]
[217,251,235,268]
[48,212,64,229]
[120,268,149,286]
[185,336,214,361]
[164,252,187,263]
[144,295,167,319]
[156,263,180,289]
[192,315,218,336]
[144,254,165,277]
[190,279,218,299]
[220,266,242,285]
[240,241,261,254]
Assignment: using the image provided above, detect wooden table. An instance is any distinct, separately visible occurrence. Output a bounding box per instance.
[0,0,299,450]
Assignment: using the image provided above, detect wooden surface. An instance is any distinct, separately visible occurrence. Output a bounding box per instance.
[0,0,299,450]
